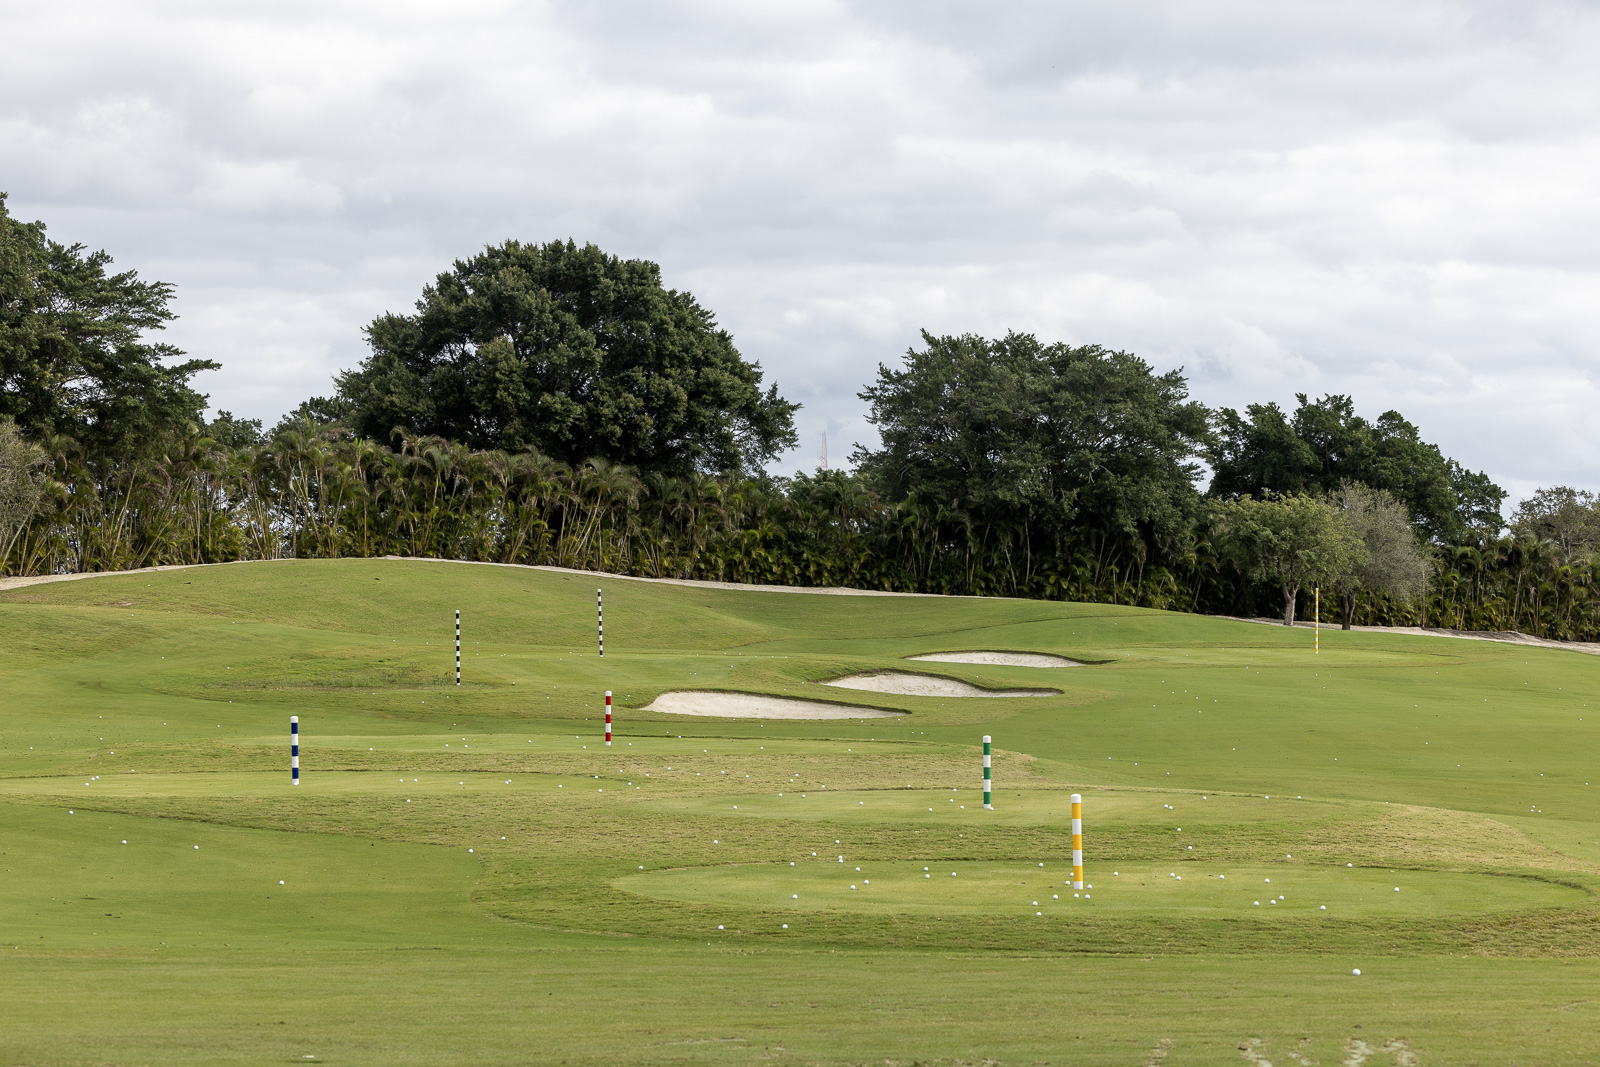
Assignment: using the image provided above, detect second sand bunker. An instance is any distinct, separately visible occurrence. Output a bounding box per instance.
[824,672,1060,698]
[908,651,1083,668]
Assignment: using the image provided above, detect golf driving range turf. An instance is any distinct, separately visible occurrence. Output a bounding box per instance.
[3,559,1600,1064]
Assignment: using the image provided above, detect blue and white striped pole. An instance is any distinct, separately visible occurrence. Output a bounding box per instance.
[597,588,603,657]
[455,609,461,686]
[983,735,992,809]
[291,715,299,785]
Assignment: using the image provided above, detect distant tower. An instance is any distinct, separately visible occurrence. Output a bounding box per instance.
[820,431,828,470]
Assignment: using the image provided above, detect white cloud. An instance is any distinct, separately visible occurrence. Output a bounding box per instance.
[3,0,1598,504]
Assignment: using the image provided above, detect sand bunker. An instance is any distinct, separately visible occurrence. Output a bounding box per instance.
[645,691,906,719]
[823,672,1059,698]
[908,651,1082,668]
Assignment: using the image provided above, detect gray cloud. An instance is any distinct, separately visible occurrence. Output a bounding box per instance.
[4,0,1598,501]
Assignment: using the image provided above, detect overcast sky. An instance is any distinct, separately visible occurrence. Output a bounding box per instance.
[5,1,1598,504]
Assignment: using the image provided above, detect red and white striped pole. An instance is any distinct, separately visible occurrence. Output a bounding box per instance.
[604,690,613,746]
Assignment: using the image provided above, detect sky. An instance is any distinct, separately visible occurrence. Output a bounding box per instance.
[4,0,1599,505]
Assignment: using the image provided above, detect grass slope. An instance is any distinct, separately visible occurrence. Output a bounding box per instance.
[3,557,1600,1065]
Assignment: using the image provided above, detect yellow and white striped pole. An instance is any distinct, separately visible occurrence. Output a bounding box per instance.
[1314,587,1320,655]
[1071,793,1084,889]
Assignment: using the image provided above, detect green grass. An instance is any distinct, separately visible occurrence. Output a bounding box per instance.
[619,860,1584,918]
[4,556,1600,1064]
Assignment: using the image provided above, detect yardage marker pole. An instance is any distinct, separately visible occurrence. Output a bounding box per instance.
[983,735,992,809]
[605,691,613,746]
[291,716,299,785]
[1071,793,1083,889]
[1314,587,1320,656]
[455,609,461,685]
[597,589,603,657]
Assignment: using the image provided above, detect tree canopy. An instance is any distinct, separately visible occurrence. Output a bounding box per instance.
[0,193,216,458]
[1212,492,1365,625]
[1509,486,1600,564]
[855,331,1211,577]
[330,240,797,476]
[1208,393,1503,543]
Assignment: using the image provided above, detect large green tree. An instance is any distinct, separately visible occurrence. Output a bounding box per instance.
[1208,393,1503,542]
[0,193,216,457]
[1213,492,1366,625]
[330,240,797,475]
[855,331,1210,580]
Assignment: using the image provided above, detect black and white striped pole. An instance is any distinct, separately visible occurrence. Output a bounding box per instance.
[597,588,603,657]
[291,715,299,785]
[455,609,461,686]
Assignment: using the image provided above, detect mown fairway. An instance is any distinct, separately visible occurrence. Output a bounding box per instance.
[3,558,1600,1065]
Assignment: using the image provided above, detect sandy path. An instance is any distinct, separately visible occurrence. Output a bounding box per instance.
[644,691,906,719]
[0,556,948,598]
[908,651,1082,668]
[1231,617,1600,656]
[823,672,1059,698]
[0,560,267,591]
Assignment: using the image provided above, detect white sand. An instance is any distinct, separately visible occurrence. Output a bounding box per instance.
[645,690,906,719]
[908,651,1083,668]
[823,672,1059,698]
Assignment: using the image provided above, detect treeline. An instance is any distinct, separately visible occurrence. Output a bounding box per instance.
[5,194,1600,639]
[6,413,1600,639]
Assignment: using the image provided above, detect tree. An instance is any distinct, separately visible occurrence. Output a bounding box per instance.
[202,411,264,450]
[0,418,47,569]
[0,193,217,458]
[1214,493,1365,625]
[270,396,352,438]
[854,331,1210,590]
[1208,393,1504,542]
[1328,484,1430,628]
[330,240,797,475]
[1208,401,1317,498]
[1510,486,1600,564]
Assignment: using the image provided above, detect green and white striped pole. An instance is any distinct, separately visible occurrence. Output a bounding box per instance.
[982,735,992,809]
